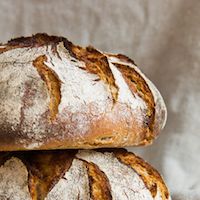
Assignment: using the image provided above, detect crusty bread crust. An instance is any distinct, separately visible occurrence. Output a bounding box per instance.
[0,149,170,200]
[0,33,167,151]
[112,149,170,200]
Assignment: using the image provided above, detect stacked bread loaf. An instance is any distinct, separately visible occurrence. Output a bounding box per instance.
[0,33,170,200]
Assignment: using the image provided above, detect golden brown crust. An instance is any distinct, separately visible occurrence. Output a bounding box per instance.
[0,96,154,151]
[0,149,170,200]
[17,150,77,200]
[114,63,155,142]
[0,101,153,151]
[33,55,61,120]
[81,160,112,200]
[0,33,167,151]
[114,63,155,127]
[106,53,138,66]
[113,149,169,200]
[0,107,150,151]
[71,45,119,103]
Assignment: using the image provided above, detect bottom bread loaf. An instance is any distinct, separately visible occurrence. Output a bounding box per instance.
[0,149,171,200]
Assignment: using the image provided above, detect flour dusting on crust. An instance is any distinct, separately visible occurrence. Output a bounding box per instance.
[0,34,167,150]
[0,150,171,200]
[0,157,31,200]
[46,159,90,200]
[108,55,167,130]
[77,150,156,200]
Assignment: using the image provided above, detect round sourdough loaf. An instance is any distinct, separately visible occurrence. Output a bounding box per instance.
[0,33,167,150]
[0,149,171,200]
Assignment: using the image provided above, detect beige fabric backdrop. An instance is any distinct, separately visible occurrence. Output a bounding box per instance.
[1,0,200,199]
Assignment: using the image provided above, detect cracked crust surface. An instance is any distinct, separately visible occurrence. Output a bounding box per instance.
[0,149,170,200]
[0,33,167,151]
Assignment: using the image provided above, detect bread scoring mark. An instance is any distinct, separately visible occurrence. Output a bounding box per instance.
[0,33,166,151]
[108,53,167,134]
[114,149,169,200]
[106,53,138,66]
[77,149,158,199]
[80,159,112,200]
[18,150,77,200]
[113,63,155,137]
[46,158,90,200]
[71,45,119,104]
[33,55,61,121]
[0,150,170,199]
[113,63,155,125]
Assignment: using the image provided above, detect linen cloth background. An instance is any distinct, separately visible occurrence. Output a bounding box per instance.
[0,0,200,199]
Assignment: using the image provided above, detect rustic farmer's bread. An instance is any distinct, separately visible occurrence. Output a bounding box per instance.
[0,149,171,200]
[0,33,167,151]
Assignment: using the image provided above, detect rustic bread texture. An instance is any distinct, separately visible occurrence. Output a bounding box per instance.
[0,149,171,200]
[0,33,167,150]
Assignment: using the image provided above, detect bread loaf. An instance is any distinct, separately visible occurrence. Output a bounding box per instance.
[0,33,167,150]
[0,149,170,200]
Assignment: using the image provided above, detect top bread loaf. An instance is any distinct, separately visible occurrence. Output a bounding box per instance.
[0,33,167,151]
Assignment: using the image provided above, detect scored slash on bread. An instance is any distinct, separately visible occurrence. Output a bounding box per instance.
[0,34,170,200]
[0,33,167,151]
[0,149,170,200]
